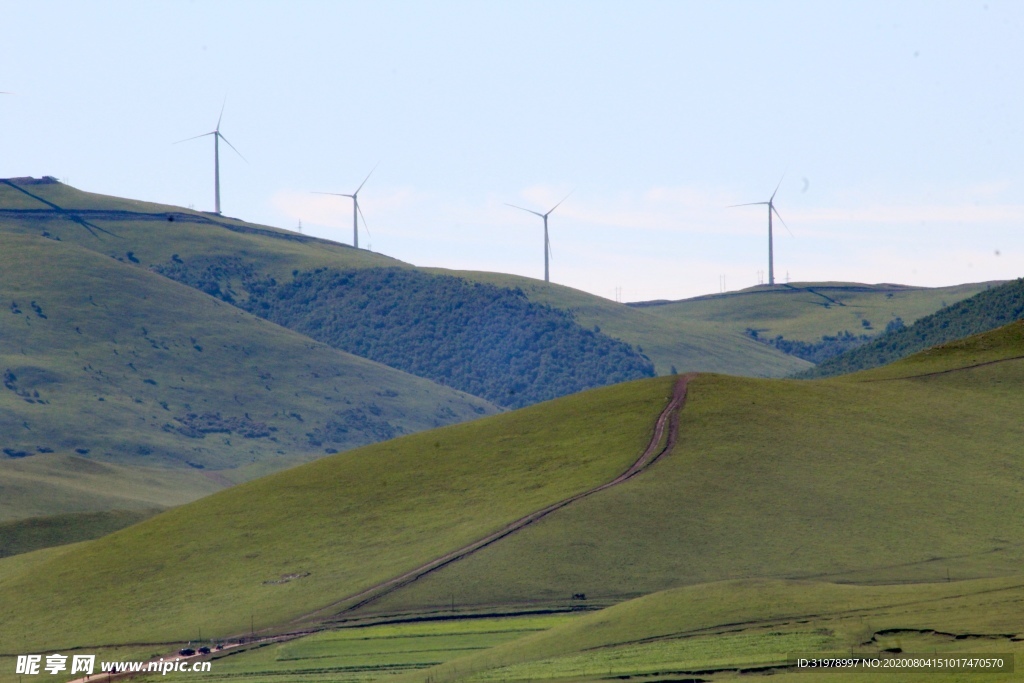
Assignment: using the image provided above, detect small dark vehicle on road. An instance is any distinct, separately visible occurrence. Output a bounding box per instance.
[178,648,196,656]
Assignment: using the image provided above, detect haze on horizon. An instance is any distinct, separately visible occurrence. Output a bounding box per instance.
[1,0,1021,302]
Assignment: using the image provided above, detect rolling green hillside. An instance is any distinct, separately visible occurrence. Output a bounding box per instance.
[634,281,994,342]
[802,277,1024,378]
[0,509,161,559]
[398,578,1024,683]
[4,322,1024,659]
[0,231,495,478]
[0,452,221,521]
[0,376,676,650]
[1,178,811,386]
[353,321,1024,617]
[429,269,812,377]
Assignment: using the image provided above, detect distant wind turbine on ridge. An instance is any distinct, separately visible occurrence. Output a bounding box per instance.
[506,192,572,283]
[730,178,792,286]
[175,103,246,215]
[313,165,377,249]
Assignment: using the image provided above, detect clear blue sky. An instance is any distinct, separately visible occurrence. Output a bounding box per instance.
[2,1,1021,301]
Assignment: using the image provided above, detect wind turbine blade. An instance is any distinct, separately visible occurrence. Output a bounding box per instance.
[772,206,794,236]
[217,99,226,131]
[505,203,545,218]
[311,192,348,197]
[546,190,574,216]
[770,174,786,202]
[173,131,215,144]
[727,201,769,208]
[354,163,379,195]
[356,203,371,240]
[218,133,248,163]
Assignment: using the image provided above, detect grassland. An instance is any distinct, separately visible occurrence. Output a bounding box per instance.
[0,178,403,277]
[2,178,808,398]
[0,509,160,559]
[804,278,1024,378]
[354,322,1024,616]
[78,578,1022,683]
[0,376,675,650]
[634,281,995,342]
[0,231,495,477]
[428,269,812,377]
[111,615,576,683]
[0,452,221,521]
[397,578,1023,683]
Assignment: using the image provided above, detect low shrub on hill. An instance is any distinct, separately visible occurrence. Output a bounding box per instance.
[155,261,655,407]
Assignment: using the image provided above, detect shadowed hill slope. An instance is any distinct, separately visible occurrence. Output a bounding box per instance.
[201,266,656,408]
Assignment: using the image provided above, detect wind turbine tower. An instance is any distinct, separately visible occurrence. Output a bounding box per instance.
[314,165,376,249]
[177,104,245,215]
[730,178,790,286]
[506,193,572,283]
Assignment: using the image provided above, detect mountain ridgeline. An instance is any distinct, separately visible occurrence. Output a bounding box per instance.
[155,260,656,408]
[800,277,1024,378]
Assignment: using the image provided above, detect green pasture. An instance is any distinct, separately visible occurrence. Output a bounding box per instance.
[358,325,1024,614]
[0,452,221,521]
[0,376,675,650]
[430,268,811,377]
[0,508,161,558]
[0,179,403,278]
[836,317,1024,382]
[635,281,994,342]
[401,578,1024,683]
[119,616,574,683]
[0,232,494,476]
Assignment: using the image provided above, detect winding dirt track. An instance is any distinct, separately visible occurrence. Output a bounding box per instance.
[297,373,693,623]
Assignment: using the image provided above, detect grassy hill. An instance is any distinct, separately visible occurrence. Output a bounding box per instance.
[4,322,1024,654]
[351,321,1024,616]
[1,322,1022,679]
[0,231,495,478]
[396,578,1024,683]
[1,179,810,390]
[430,269,812,377]
[0,376,676,650]
[0,452,222,522]
[634,281,995,342]
[631,281,996,366]
[802,277,1024,378]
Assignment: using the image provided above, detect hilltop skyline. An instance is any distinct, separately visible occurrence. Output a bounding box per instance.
[1,1,1021,301]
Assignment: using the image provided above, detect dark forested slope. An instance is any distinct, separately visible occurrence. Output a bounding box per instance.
[156,262,655,408]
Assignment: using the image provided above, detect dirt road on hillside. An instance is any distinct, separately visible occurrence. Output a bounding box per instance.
[296,373,694,623]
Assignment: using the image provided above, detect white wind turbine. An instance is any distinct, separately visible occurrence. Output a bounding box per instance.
[176,103,246,215]
[506,192,572,283]
[313,165,376,249]
[730,177,792,286]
